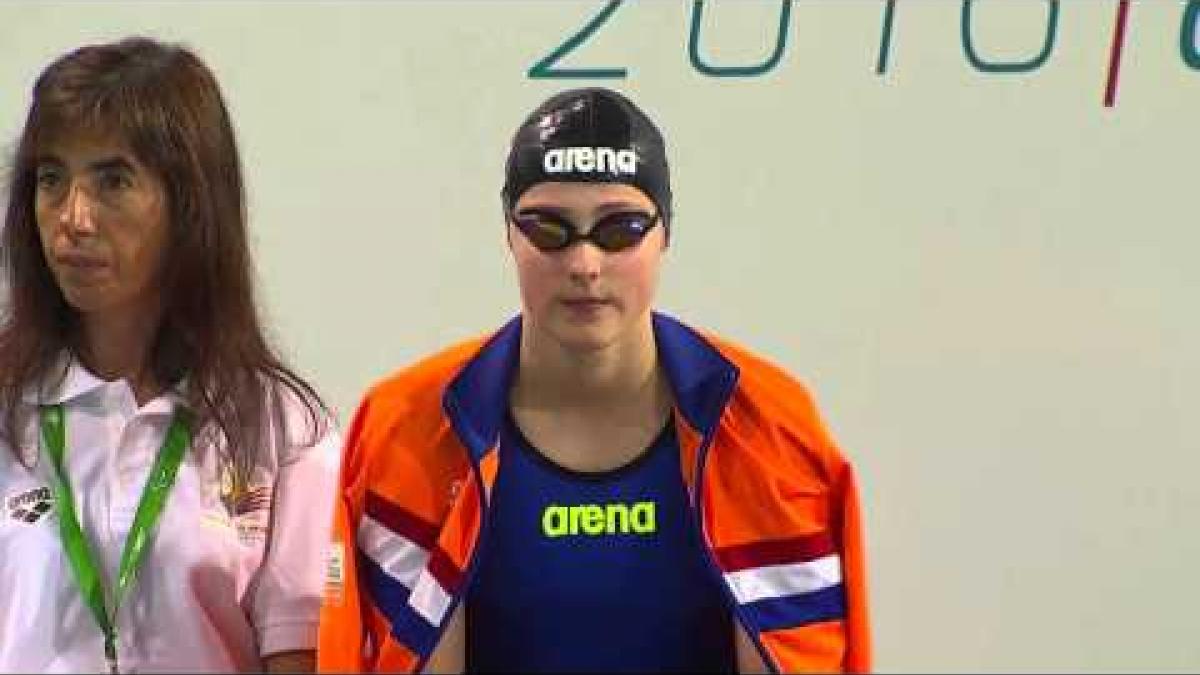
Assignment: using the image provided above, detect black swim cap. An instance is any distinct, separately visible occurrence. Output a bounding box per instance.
[502,88,672,224]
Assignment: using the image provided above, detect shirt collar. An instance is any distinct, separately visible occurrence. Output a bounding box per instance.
[19,352,187,410]
[15,353,189,468]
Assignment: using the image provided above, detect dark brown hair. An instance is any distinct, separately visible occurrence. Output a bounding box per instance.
[1,37,324,475]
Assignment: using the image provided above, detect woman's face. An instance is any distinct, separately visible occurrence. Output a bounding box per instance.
[508,181,666,354]
[34,131,170,319]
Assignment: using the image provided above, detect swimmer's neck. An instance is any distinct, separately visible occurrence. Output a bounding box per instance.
[512,317,667,413]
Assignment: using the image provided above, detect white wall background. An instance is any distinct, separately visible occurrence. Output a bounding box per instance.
[3,2,1197,671]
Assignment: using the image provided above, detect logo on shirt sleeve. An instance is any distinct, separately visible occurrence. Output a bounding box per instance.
[6,486,54,524]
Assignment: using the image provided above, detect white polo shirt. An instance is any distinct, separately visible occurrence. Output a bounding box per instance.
[0,357,342,672]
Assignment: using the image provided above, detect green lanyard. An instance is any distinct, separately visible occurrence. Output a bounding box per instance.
[40,403,191,675]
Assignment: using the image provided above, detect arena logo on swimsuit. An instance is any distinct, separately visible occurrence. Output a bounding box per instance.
[542,500,656,537]
[543,147,638,176]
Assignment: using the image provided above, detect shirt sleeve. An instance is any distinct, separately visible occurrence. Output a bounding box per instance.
[249,393,343,657]
[316,395,371,672]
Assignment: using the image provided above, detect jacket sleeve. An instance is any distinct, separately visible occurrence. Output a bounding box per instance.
[753,458,872,674]
[317,394,425,673]
[839,462,872,673]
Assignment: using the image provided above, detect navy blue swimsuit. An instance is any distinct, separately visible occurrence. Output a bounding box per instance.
[466,412,735,672]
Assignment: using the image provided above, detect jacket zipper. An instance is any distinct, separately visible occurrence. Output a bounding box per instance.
[689,370,780,674]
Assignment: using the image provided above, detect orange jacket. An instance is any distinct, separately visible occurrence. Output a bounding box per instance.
[318,313,871,673]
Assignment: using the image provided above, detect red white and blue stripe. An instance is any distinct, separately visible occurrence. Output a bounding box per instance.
[357,491,463,656]
[714,532,846,632]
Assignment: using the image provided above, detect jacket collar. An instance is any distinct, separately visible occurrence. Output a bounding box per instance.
[442,312,739,466]
[651,312,739,436]
[442,316,522,464]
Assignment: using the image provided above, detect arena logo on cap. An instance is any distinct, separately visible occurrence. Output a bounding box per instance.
[544,146,638,176]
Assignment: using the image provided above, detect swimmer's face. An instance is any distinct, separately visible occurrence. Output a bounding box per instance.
[508,181,665,355]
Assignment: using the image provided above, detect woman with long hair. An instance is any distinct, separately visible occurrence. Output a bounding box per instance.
[0,37,340,673]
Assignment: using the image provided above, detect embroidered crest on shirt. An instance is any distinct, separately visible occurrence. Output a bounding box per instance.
[218,465,272,544]
[6,486,53,524]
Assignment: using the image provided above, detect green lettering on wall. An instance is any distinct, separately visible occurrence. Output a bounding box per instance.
[961,0,1058,73]
[689,0,793,78]
[528,0,627,79]
[877,0,897,75]
[1182,1,1200,69]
